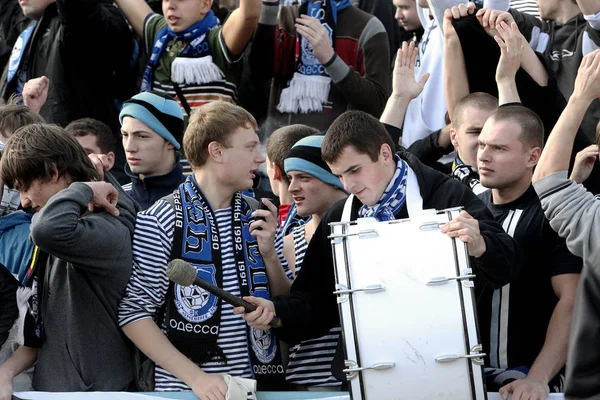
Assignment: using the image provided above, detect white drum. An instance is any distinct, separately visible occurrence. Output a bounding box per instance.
[330,207,486,400]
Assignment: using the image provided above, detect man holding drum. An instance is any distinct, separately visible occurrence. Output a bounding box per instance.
[235,110,523,368]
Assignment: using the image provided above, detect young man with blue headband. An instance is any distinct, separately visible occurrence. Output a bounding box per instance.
[276,135,347,390]
[119,91,187,210]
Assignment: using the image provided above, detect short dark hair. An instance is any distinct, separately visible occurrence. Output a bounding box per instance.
[488,105,544,149]
[0,124,98,190]
[322,111,395,163]
[267,124,319,183]
[0,105,45,140]
[65,118,116,154]
[453,93,499,131]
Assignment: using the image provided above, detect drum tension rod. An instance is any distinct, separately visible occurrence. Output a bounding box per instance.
[435,344,486,366]
[343,360,396,380]
[426,274,476,286]
[333,283,386,295]
[328,229,378,244]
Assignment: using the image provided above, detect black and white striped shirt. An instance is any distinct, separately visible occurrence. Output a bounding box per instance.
[285,225,341,387]
[118,200,251,391]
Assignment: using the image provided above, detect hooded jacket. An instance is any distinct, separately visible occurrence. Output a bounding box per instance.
[28,173,139,391]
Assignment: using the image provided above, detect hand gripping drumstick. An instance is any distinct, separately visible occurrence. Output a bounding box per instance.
[166,259,283,328]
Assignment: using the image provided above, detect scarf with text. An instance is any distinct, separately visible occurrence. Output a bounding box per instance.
[166,176,285,385]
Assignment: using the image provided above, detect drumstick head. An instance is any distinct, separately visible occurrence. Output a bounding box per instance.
[166,259,197,287]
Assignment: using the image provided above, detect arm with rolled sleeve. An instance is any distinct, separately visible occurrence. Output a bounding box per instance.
[325,17,391,117]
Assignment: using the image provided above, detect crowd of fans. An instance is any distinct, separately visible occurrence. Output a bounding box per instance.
[0,0,599,399]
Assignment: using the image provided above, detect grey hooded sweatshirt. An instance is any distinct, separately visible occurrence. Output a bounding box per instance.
[29,174,139,391]
[533,171,600,400]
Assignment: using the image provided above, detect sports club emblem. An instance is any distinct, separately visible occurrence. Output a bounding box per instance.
[250,326,277,363]
[175,264,219,323]
[300,23,333,68]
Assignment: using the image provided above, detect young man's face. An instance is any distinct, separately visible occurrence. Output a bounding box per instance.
[328,145,394,207]
[122,117,174,178]
[18,176,69,212]
[287,171,340,217]
[18,0,54,19]
[219,126,265,192]
[163,0,210,32]
[393,0,422,32]
[451,107,495,167]
[477,119,537,190]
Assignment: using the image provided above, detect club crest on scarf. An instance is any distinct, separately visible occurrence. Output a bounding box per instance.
[175,264,219,323]
[251,326,277,364]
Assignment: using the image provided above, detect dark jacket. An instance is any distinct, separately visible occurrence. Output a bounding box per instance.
[0,0,30,72]
[29,173,139,391]
[272,150,523,344]
[0,0,136,135]
[0,265,19,348]
[123,159,186,211]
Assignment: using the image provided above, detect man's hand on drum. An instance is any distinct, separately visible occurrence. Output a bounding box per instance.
[233,296,276,330]
[499,376,550,400]
[441,210,487,257]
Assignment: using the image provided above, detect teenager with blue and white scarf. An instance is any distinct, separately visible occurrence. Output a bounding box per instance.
[142,11,224,91]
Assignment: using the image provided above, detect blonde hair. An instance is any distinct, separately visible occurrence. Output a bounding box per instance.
[184,101,258,169]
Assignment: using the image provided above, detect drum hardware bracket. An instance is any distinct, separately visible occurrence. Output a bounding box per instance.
[333,283,386,303]
[434,344,486,366]
[426,271,476,286]
[328,229,378,244]
[343,360,396,380]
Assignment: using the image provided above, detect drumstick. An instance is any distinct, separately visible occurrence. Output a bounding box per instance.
[166,259,283,329]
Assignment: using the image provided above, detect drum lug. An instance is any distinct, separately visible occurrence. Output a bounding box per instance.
[328,229,379,244]
[334,283,386,303]
[426,269,476,287]
[343,360,396,380]
[435,344,486,366]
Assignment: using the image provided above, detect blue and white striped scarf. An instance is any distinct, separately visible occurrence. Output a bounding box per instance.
[141,11,221,91]
[359,155,409,221]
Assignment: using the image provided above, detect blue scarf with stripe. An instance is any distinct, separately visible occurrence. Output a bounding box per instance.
[141,11,220,91]
[359,155,409,221]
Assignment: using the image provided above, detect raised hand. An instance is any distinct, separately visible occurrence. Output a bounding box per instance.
[22,76,49,114]
[570,144,599,183]
[295,15,335,65]
[443,2,476,41]
[476,8,515,38]
[495,21,524,84]
[573,49,600,103]
[393,41,430,100]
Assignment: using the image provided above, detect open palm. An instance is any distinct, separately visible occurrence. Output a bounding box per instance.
[393,41,430,100]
